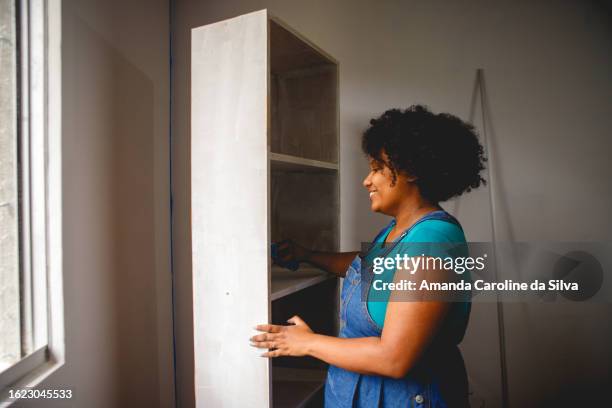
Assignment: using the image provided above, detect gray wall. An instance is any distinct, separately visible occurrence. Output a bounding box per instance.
[172,1,612,407]
[19,0,174,407]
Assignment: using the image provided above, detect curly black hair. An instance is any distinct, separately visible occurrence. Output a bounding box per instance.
[362,105,487,204]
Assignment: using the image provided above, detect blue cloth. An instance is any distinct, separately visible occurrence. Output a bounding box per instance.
[324,210,471,408]
[270,242,299,271]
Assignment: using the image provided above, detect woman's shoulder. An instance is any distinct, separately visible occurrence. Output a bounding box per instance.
[406,219,466,243]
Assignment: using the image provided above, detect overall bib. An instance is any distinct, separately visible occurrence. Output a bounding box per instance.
[324,210,469,408]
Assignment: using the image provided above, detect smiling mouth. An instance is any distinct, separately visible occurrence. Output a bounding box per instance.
[369,191,377,198]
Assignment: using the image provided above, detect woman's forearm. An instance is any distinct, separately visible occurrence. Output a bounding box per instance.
[305,251,360,278]
[306,333,405,378]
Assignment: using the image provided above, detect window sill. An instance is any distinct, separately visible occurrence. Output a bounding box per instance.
[0,347,65,407]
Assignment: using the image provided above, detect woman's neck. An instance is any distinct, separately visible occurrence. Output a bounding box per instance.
[393,198,440,232]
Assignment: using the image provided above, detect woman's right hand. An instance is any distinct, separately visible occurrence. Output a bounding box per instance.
[275,239,312,264]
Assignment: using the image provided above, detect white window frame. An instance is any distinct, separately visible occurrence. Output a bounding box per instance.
[0,0,63,404]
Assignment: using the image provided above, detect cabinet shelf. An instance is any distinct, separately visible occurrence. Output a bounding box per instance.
[272,367,326,408]
[271,266,333,301]
[270,152,338,173]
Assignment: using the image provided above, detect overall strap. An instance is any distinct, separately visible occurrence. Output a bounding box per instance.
[415,210,463,231]
[361,219,395,257]
[371,219,396,243]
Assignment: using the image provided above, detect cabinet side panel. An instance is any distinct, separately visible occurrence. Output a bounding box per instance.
[191,10,269,408]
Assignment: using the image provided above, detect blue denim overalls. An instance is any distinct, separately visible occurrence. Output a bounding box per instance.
[324,210,470,408]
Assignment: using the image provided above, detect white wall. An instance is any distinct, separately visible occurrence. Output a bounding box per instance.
[18,0,174,407]
[172,1,612,407]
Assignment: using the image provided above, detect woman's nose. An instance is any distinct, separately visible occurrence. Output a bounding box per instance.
[363,173,372,188]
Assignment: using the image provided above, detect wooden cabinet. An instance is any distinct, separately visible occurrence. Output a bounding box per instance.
[191,9,339,407]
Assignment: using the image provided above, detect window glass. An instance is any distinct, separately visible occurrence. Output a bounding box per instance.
[0,0,20,372]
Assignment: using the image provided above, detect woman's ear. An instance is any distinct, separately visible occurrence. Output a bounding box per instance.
[400,170,417,183]
[391,171,417,188]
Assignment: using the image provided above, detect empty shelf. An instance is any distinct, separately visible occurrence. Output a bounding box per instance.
[273,367,326,408]
[270,152,338,173]
[271,266,333,301]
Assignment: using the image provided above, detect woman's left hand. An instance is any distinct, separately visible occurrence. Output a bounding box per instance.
[250,315,315,358]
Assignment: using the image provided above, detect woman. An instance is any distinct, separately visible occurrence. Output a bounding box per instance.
[250,105,486,407]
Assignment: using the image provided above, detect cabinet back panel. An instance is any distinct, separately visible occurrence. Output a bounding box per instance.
[271,170,339,251]
[270,19,335,73]
[270,67,338,163]
[270,18,338,164]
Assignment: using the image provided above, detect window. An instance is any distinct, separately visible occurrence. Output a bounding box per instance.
[0,0,63,402]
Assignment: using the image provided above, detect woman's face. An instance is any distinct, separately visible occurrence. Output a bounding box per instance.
[362,153,414,215]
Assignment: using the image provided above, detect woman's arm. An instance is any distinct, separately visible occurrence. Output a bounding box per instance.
[304,250,360,278]
[252,300,449,378]
[251,262,452,378]
[308,299,449,378]
[275,239,358,278]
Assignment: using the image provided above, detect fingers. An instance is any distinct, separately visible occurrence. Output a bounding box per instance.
[276,239,292,252]
[250,331,288,353]
[279,252,292,262]
[250,332,281,342]
[277,240,297,256]
[249,334,288,358]
[250,322,293,358]
[286,315,304,325]
[250,340,277,349]
[254,324,282,333]
[261,348,287,358]
[278,243,294,262]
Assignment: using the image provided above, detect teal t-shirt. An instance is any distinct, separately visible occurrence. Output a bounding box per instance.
[365,219,469,330]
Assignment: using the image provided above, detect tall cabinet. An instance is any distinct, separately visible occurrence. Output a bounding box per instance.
[191,10,339,407]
